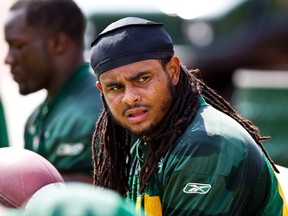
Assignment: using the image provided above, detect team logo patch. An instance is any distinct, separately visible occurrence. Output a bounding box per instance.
[56,143,84,156]
[183,183,211,194]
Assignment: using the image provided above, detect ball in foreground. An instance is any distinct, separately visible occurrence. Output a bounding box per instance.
[0,147,64,208]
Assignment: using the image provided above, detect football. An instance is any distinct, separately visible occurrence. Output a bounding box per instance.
[0,147,64,208]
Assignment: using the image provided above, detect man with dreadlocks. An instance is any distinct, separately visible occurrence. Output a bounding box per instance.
[90,17,287,216]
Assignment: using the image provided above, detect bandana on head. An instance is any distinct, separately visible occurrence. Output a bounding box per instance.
[90,17,174,78]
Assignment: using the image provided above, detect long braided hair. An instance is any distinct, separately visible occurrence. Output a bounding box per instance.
[91,58,278,196]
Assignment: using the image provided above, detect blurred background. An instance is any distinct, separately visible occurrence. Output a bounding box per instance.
[0,0,287,172]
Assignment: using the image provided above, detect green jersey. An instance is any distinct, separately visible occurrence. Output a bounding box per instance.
[128,97,287,216]
[0,97,9,147]
[24,63,102,176]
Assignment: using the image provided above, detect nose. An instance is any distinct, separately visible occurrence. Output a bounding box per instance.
[4,49,16,66]
[121,85,140,105]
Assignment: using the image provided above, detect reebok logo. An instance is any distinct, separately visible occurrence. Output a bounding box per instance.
[183,183,211,194]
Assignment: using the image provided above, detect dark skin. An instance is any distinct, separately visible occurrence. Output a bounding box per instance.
[96,57,180,140]
[4,8,92,183]
[4,8,83,98]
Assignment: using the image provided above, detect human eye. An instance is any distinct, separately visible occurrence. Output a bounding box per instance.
[9,40,25,50]
[108,84,123,92]
[137,75,150,83]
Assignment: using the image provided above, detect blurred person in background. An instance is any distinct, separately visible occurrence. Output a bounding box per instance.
[4,0,102,183]
[24,182,140,216]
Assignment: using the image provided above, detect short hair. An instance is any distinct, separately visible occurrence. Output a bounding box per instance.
[10,0,86,47]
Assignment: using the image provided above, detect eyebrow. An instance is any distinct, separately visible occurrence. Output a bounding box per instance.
[105,81,120,88]
[127,71,149,81]
[104,71,150,88]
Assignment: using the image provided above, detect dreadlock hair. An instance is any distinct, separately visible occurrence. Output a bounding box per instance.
[92,57,278,196]
[10,0,86,48]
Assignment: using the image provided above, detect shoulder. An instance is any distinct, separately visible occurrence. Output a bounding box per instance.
[164,103,264,178]
[25,102,47,128]
[61,68,102,116]
[71,69,99,97]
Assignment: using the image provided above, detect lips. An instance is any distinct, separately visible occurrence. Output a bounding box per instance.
[10,69,22,83]
[11,73,21,83]
[125,107,149,124]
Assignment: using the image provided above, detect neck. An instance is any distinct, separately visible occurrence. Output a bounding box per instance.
[47,51,84,97]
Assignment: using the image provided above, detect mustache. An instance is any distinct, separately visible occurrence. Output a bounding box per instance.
[122,103,152,116]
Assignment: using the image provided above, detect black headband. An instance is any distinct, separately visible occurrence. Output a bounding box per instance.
[90,17,174,78]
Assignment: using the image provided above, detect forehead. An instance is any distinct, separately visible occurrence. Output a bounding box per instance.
[4,9,39,39]
[99,59,162,82]
[5,9,26,30]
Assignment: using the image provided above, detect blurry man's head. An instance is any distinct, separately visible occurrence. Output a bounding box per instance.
[9,0,86,47]
[24,183,139,216]
[4,0,86,95]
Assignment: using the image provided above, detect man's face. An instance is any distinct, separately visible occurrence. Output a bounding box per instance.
[98,58,180,137]
[4,9,52,95]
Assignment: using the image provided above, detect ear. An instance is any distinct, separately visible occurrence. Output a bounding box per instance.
[166,56,180,85]
[96,81,103,91]
[47,32,68,54]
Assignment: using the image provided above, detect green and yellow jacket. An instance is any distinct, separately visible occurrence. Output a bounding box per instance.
[128,97,287,216]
